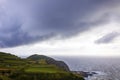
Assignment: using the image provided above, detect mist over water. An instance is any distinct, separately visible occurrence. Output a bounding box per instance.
[53,56,120,80]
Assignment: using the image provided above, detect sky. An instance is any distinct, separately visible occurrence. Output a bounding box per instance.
[0,0,120,57]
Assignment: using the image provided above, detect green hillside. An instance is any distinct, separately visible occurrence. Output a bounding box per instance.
[0,52,84,80]
[0,52,26,69]
[25,65,65,73]
[0,52,18,59]
[27,54,70,71]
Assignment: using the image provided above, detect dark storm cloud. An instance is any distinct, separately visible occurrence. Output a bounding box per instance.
[95,32,120,44]
[0,0,119,48]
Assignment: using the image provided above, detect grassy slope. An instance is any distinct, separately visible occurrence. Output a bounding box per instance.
[0,52,27,69]
[0,52,84,80]
[25,65,66,73]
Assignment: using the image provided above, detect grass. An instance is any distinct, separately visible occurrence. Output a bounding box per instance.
[25,65,65,73]
[0,75,11,80]
[3,60,27,65]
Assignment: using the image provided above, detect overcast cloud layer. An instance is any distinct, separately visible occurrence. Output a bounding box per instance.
[0,0,120,48]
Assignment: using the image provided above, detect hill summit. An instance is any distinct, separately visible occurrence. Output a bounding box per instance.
[27,54,70,71]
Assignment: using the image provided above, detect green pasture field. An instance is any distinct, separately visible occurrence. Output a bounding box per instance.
[25,65,65,73]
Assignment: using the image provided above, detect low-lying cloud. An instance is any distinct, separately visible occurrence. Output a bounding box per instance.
[95,32,120,44]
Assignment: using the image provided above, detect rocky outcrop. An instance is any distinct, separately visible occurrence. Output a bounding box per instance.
[72,71,97,77]
[46,59,70,71]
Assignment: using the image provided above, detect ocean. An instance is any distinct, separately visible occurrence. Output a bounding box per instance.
[53,56,120,80]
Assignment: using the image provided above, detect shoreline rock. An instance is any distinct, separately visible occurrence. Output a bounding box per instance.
[72,71,97,78]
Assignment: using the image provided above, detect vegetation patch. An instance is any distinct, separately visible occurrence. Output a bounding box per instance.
[25,65,65,73]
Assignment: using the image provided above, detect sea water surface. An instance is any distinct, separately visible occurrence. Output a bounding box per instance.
[53,56,120,80]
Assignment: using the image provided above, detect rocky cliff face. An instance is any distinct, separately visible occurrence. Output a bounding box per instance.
[46,59,70,71]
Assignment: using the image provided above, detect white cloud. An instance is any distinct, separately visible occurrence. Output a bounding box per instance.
[1,20,120,57]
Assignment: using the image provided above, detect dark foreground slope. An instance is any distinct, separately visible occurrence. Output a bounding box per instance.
[0,52,84,80]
